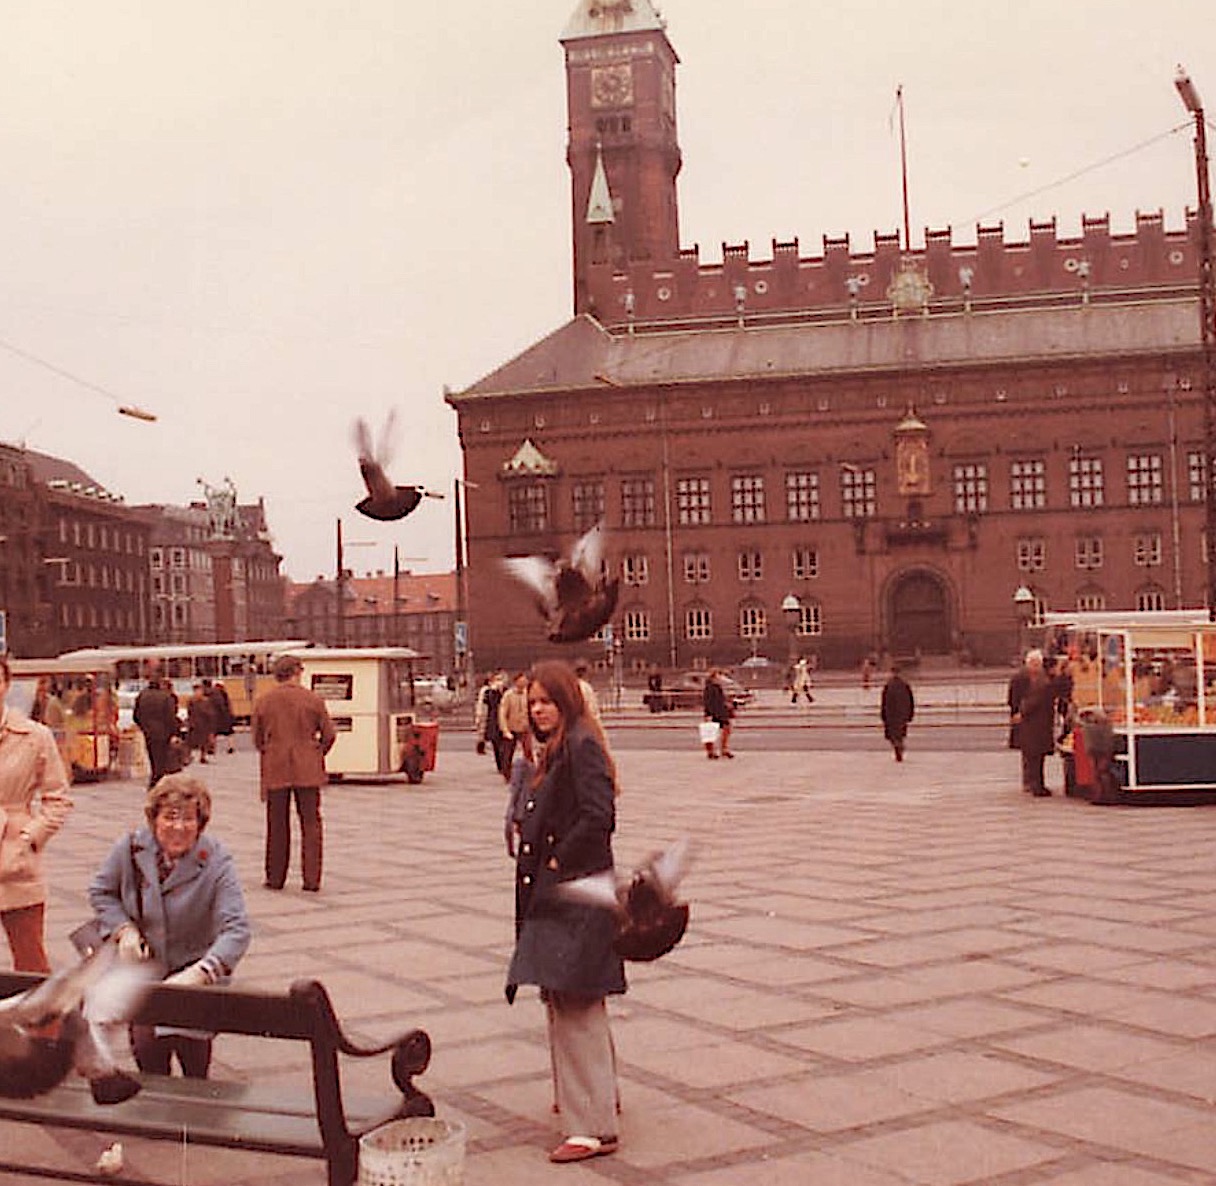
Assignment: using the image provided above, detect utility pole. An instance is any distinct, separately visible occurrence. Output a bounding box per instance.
[1176,67,1216,617]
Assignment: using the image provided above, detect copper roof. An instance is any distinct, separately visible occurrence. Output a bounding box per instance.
[449,298,1200,401]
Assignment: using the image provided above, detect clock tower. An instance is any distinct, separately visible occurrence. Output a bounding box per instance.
[561,0,682,316]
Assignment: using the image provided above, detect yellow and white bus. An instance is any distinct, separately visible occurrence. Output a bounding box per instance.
[56,640,309,725]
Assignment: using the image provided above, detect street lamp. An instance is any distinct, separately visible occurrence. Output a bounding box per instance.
[781,593,801,666]
[1013,584,1036,662]
[1176,66,1216,618]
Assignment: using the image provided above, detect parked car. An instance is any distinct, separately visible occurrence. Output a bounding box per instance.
[643,670,753,712]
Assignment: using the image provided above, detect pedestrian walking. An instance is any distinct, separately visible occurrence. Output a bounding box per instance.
[134,676,180,789]
[251,654,336,892]
[879,663,915,761]
[506,660,624,1165]
[186,684,215,765]
[1015,649,1055,797]
[702,669,734,759]
[204,679,235,754]
[0,655,73,973]
[498,671,533,773]
[790,657,814,704]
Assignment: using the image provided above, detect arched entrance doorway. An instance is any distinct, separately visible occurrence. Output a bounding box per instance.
[888,569,951,656]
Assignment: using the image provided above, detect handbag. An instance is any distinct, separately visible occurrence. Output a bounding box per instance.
[698,720,720,745]
[70,833,145,958]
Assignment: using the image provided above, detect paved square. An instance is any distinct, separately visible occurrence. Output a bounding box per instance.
[4,726,1216,1185]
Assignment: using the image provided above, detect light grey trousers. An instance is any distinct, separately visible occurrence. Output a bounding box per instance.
[544,991,618,1140]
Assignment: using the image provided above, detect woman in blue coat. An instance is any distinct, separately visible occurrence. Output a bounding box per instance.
[506,660,624,1164]
[88,773,251,1078]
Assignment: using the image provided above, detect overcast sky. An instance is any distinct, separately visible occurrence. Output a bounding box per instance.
[3,1,1215,583]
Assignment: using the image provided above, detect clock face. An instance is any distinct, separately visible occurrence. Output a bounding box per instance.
[591,63,634,109]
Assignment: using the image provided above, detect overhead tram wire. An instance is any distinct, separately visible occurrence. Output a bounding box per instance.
[952,121,1194,231]
[0,333,157,422]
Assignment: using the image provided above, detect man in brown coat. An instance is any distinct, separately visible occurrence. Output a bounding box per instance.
[251,655,336,892]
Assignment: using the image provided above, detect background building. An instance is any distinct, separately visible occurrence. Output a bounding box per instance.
[284,569,457,672]
[0,445,285,656]
[446,0,1210,673]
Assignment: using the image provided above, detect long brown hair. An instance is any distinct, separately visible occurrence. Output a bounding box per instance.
[529,659,618,794]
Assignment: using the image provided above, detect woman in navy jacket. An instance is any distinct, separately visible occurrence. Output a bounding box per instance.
[506,660,624,1164]
[88,773,251,1078]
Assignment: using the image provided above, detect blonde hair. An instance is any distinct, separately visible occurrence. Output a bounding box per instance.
[145,774,212,833]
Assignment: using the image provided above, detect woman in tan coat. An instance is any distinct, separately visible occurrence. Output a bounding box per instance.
[0,655,73,971]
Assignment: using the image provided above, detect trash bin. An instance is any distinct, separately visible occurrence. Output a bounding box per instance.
[358,1117,466,1186]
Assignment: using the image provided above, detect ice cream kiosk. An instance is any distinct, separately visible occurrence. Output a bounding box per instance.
[1045,610,1216,803]
[283,647,438,782]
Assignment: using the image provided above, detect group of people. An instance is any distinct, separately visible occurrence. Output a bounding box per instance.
[1007,648,1074,796]
[3,648,633,1162]
[133,675,235,786]
[0,650,337,1084]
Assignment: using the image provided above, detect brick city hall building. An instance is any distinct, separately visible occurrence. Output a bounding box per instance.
[446,0,1209,674]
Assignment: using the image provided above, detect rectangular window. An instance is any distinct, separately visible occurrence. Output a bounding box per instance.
[622,554,649,586]
[508,483,549,533]
[1075,536,1104,570]
[841,468,876,518]
[684,606,712,641]
[682,552,710,584]
[572,480,605,532]
[1010,458,1046,509]
[1016,537,1046,572]
[731,474,765,524]
[1077,590,1106,612]
[792,547,818,580]
[171,547,186,568]
[737,550,763,581]
[676,476,711,526]
[785,471,820,522]
[1137,588,1166,612]
[620,477,656,528]
[739,605,767,639]
[1188,451,1208,502]
[171,573,186,594]
[623,608,650,642]
[172,602,187,626]
[1133,532,1162,567]
[1127,453,1163,506]
[952,462,988,514]
[1069,455,1104,508]
[150,548,163,570]
[795,602,822,636]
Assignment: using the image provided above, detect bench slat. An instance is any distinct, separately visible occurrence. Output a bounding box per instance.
[0,1077,403,1157]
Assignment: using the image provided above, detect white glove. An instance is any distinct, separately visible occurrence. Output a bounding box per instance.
[115,925,149,963]
[164,962,211,987]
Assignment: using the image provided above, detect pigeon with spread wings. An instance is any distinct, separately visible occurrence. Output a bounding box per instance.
[352,412,444,522]
[554,837,693,962]
[502,522,620,643]
[0,940,160,1103]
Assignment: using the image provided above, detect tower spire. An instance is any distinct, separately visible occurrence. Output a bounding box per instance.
[585,145,614,225]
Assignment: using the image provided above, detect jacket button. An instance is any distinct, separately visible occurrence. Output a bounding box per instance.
[524,800,535,812]
[522,875,532,886]
[521,843,532,855]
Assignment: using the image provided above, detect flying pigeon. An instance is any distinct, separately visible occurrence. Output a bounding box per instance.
[352,412,444,522]
[0,941,159,1104]
[502,522,621,643]
[555,838,694,961]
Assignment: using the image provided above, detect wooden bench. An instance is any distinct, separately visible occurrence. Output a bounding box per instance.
[0,973,434,1186]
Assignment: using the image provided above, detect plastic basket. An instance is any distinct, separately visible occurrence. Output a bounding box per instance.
[358,1117,466,1186]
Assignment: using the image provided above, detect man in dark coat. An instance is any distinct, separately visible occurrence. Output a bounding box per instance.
[133,677,179,789]
[880,664,915,761]
[203,679,235,753]
[701,670,734,759]
[251,655,336,892]
[1015,649,1056,797]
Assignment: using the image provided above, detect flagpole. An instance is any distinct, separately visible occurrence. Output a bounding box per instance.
[897,85,911,250]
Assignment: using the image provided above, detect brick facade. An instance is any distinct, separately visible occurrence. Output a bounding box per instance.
[448,2,1211,673]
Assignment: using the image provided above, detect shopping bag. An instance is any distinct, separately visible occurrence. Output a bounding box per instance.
[698,720,720,745]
